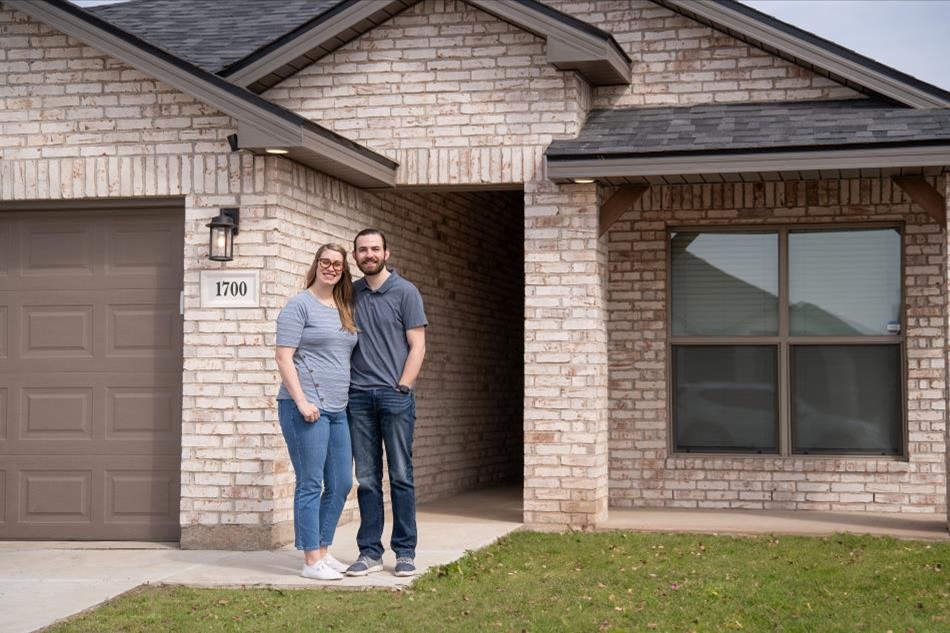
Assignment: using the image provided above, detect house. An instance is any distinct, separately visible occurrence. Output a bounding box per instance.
[1,0,947,548]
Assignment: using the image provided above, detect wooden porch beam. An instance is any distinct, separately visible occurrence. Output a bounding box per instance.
[599,185,649,237]
[892,175,946,225]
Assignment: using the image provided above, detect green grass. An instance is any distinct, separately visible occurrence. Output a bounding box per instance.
[52,531,949,632]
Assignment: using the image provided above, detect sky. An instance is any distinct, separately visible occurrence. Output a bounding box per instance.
[70,0,950,91]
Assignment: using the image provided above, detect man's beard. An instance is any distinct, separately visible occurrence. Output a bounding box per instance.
[357,257,386,276]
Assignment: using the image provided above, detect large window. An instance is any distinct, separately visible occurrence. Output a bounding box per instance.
[670,227,903,455]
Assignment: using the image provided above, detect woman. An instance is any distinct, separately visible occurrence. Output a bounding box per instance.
[275,244,357,580]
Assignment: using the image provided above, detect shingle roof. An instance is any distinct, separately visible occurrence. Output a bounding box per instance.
[546,100,950,159]
[88,0,341,72]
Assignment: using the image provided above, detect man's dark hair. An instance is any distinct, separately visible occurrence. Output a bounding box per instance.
[353,228,387,251]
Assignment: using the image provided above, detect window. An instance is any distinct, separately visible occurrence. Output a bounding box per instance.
[670,227,903,455]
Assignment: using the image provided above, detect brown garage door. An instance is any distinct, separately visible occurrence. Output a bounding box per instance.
[0,205,183,540]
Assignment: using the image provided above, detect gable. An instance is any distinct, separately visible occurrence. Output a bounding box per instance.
[542,0,861,107]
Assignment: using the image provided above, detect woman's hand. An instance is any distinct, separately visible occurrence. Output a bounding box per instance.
[296,400,320,423]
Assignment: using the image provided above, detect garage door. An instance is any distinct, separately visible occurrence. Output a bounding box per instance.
[0,205,183,540]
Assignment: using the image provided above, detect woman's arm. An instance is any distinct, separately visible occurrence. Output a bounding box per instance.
[275,346,320,422]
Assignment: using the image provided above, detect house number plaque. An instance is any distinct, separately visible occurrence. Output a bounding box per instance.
[200,270,261,308]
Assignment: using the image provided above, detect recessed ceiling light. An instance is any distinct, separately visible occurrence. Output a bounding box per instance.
[572,178,595,184]
[265,148,289,155]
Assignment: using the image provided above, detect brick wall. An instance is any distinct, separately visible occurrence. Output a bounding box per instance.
[1,5,524,546]
[270,162,525,522]
[264,0,590,186]
[608,178,947,513]
[523,181,609,529]
[543,0,861,107]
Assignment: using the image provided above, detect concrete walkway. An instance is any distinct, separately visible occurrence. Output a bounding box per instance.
[2,485,947,632]
[0,487,524,633]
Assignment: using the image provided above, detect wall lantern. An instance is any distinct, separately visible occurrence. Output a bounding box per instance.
[207,208,240,262]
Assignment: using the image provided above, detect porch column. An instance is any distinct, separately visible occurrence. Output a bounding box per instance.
[523,181,609,530]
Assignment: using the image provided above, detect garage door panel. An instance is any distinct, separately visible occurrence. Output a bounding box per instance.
[20,469,93,524]
[0,306,7,359]
[105,469,177,524]
[19,221,96,278]
[107,385,177,438]
[0,387,6,441]
[21,387,93,439]
[107,303,178,356]
[1,206,182,541]
[107,221,181,275]
[21,304,95,359]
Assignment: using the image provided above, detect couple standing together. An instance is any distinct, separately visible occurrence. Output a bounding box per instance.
[275,228,426,581]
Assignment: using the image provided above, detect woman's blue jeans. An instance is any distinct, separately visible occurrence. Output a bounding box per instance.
[278,400,353,551]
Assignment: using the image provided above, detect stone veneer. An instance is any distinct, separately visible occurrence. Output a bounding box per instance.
[607,178,947,514]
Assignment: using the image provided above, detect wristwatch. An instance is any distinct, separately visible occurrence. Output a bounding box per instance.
[396,384,411,394]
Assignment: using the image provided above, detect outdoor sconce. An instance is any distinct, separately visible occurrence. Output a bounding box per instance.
[207,208,239,262]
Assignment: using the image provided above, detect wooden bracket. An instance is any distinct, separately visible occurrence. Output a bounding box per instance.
[892,175,946,225]
[599,185,649,237]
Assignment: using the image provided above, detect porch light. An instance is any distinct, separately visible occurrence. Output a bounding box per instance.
[573,178,595,184]
[207,208,239,262]
[265,148,289,155]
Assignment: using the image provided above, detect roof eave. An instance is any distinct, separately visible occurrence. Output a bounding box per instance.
[467,0,631,85]
[9,0,398,189]
[221,0,410,92]
[545,144,950,182]
[658,0,950,109]
[221,0,631,92]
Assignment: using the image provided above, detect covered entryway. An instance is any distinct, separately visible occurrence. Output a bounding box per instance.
[0,202,184,540]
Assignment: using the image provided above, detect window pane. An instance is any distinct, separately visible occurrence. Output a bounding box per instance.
[789,228,901,336]
[792,345,901,454]
[671,232,778,336]
[674,346,777,452]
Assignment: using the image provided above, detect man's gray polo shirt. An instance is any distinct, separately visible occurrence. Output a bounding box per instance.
[351,270,427,390]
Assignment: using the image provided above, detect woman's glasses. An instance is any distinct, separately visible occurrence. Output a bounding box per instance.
[318,258,345,272]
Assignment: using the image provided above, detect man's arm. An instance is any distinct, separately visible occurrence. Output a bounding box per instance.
[398,326,426,388]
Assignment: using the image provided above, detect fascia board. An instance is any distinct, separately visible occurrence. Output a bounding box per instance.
[222,0,404,87]
[663,0,950,108]
[546,145,950,179]
[300,127,397,188]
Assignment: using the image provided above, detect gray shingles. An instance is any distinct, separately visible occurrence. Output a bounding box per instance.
[548,100,950,157]
[87,0,343,72]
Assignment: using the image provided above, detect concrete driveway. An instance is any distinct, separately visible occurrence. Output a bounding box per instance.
[0,487,524,633]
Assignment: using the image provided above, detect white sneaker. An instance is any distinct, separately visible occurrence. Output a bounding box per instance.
[301,559,343,581]
[322,553,349,574]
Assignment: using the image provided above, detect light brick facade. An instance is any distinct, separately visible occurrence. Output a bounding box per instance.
[607,179,947,514]
[543,0,861,107]
[1,0,948,545]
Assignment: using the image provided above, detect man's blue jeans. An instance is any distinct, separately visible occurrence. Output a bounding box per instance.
[278,400,353,551]
[347,387,417,560]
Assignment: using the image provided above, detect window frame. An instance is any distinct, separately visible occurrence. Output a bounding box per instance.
[666,222,907,458]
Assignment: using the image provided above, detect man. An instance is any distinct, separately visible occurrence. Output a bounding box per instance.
[345,228,427,577]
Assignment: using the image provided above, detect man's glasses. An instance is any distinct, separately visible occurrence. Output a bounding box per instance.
[318,258,344,272]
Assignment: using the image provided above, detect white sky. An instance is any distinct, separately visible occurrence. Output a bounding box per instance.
[743,0,950,91]
[71,0,950,91]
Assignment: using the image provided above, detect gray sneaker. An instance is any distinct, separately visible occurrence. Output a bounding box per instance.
[345,555,384,576]
[393,557,416,577]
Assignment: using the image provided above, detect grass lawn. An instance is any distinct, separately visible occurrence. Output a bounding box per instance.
[51,531,949,632]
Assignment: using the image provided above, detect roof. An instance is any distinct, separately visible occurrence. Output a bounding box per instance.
[88,0,341,72]
[547,100,950,159]
[545,100,950,184]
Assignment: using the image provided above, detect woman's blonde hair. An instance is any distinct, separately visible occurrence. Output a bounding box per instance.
[304,243,357,333]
